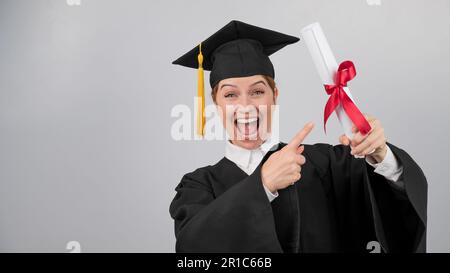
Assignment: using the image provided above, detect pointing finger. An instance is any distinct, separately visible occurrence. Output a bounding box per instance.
[286,122,315,150]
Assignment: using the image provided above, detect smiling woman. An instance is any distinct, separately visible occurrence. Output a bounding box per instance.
[169,20,427,253]
[210,75,277,150]
[213,75,278,150]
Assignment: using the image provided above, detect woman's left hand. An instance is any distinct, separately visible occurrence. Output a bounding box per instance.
[339,114,388,163]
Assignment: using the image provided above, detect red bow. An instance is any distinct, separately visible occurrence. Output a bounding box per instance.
[323,61,371,135]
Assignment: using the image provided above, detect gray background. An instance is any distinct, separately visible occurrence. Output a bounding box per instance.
[0,0,449,252]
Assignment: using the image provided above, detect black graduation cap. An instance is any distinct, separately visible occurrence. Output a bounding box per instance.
[172,20,300,136]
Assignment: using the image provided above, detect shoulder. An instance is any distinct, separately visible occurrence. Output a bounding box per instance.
[304,142,351,158]
[182,157,227,179]
[177,158,228,191]
[280,142,351,176]
[279,141,342,158]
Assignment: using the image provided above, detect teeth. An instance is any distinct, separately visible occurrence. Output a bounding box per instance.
[236,117,258,124]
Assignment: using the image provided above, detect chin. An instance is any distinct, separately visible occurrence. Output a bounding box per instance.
[233,139,262,150]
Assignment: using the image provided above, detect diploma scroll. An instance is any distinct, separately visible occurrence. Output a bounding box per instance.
[301,22,373,158]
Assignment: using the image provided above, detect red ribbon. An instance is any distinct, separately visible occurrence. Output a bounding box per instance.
[323,60,371,135]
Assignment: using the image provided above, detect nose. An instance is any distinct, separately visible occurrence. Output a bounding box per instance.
[235,104,258,119]
[237,93,250,107]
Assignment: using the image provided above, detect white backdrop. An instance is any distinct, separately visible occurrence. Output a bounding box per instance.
[0,0,449,252]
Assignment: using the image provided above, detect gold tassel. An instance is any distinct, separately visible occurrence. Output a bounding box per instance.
[197,43,205,137]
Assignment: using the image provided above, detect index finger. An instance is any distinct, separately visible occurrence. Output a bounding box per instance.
[286,122,315,150]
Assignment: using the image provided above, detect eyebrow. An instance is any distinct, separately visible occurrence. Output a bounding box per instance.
[220,80,267,90]
[250,80,267,87]
[220,84,237,90]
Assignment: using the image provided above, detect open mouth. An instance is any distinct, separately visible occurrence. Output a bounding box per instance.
[234,116,259,139]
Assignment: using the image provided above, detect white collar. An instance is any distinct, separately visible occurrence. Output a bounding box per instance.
[225,136,280,169]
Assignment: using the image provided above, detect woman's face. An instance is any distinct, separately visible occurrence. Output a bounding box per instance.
[215,75,278,150]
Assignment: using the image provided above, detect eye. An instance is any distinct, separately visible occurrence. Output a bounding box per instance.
[251,89,265,96]
[224,92,237,98]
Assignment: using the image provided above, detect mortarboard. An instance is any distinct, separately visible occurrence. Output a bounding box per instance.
[172,20,300,136]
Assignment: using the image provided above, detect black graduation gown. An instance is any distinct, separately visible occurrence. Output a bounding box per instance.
[169,142,427,253]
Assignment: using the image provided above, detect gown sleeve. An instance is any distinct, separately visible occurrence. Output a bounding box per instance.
[169,164,283,253]
[326,142,427,253]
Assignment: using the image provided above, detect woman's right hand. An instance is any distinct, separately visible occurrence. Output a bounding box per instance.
[261,122,315,193]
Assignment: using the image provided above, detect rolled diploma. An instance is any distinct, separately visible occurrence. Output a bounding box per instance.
[300,22,357,140]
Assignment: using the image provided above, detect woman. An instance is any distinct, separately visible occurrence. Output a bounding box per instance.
[170,20,427,253]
